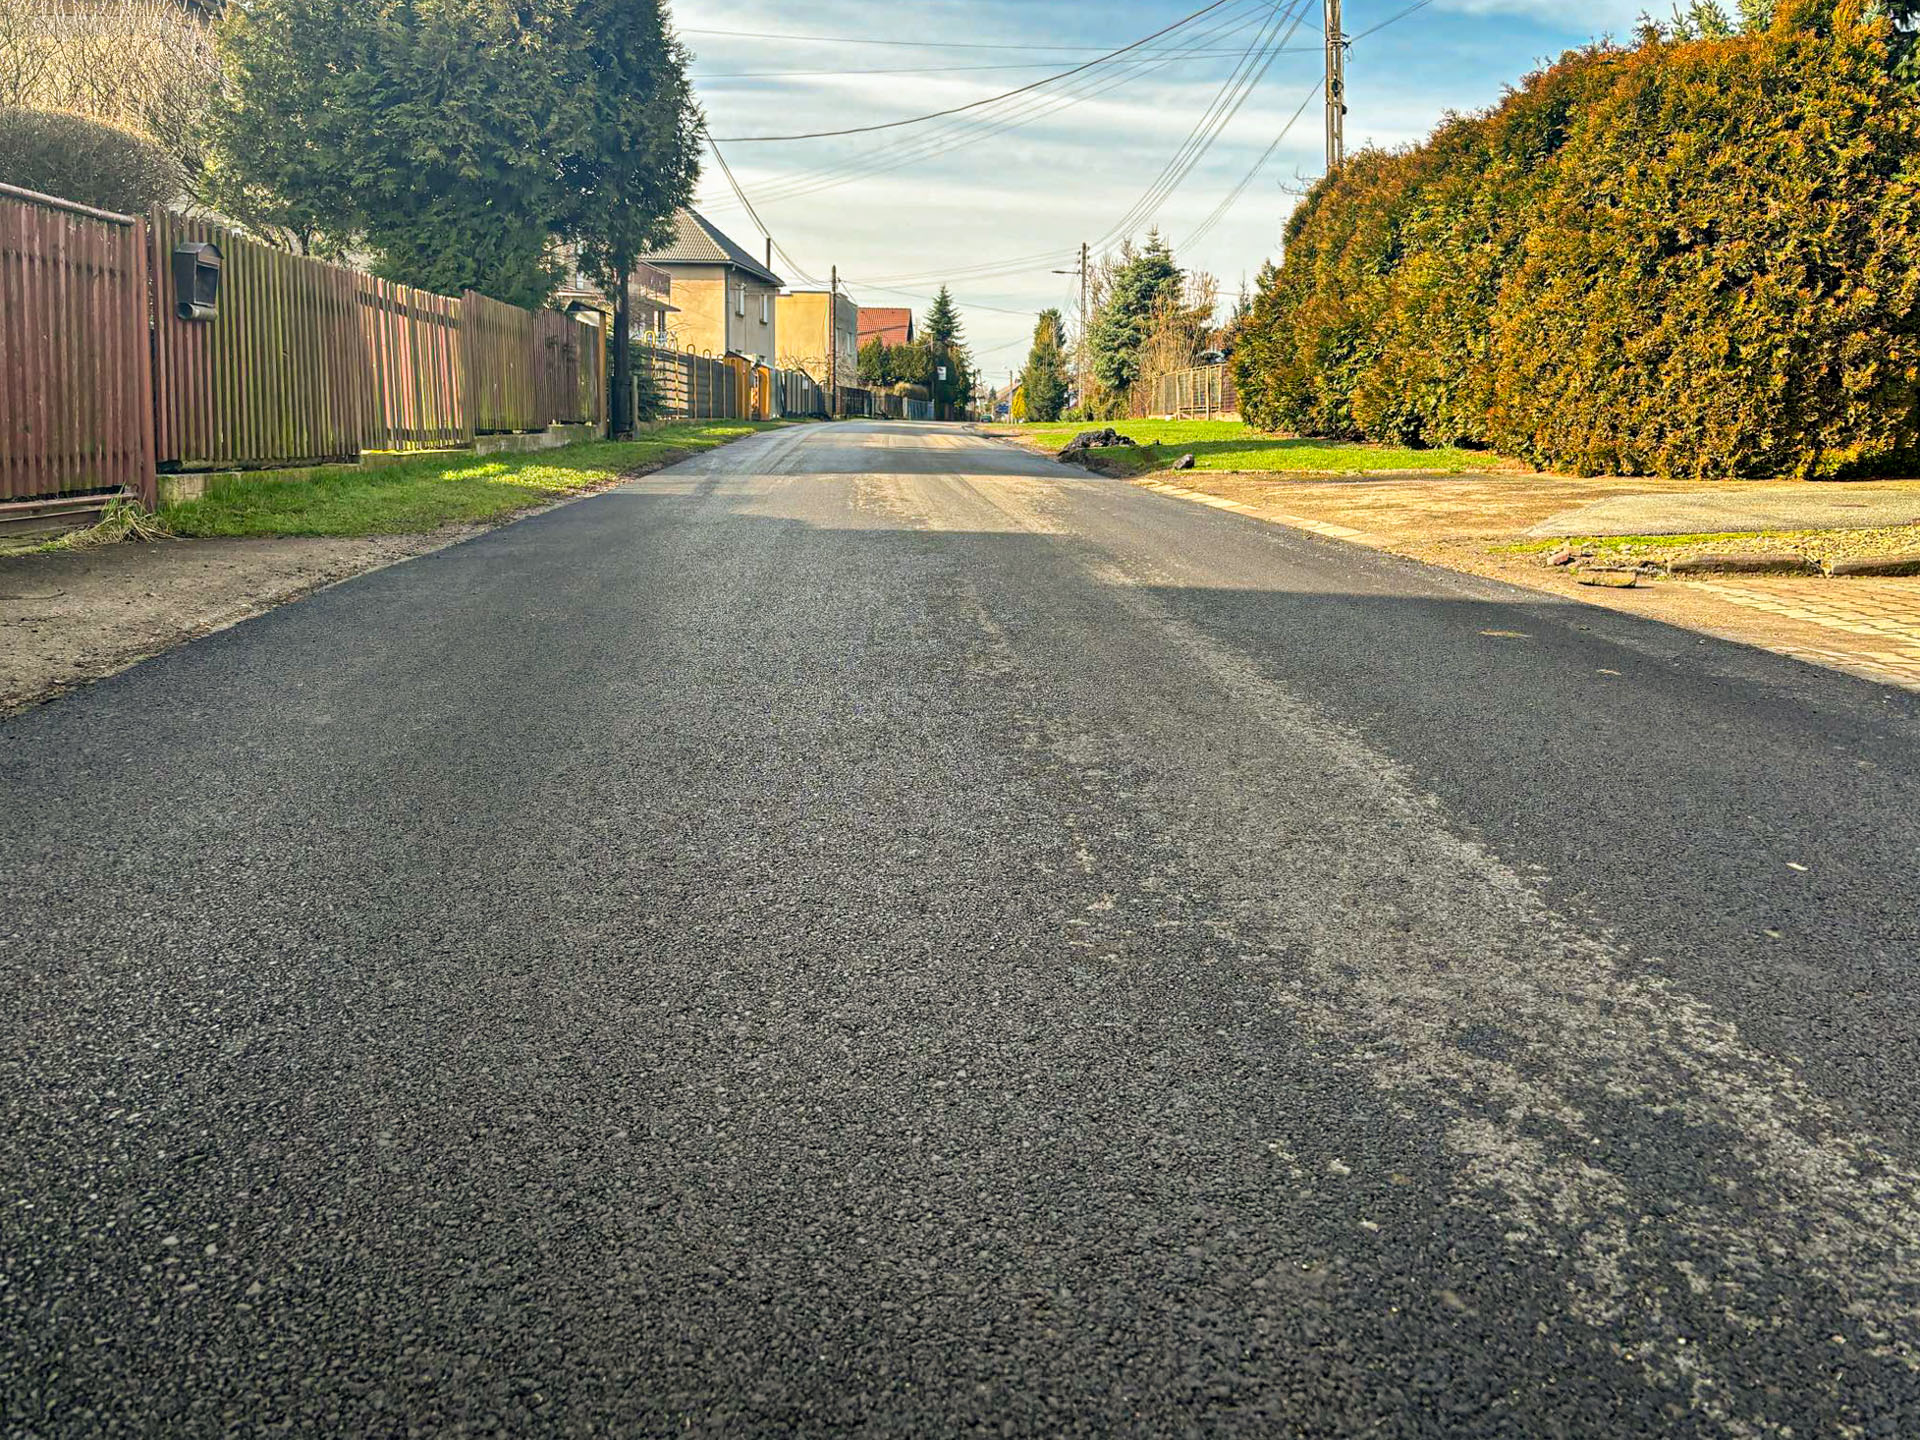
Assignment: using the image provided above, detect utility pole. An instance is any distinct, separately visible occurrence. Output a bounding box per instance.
[1052,240,1091,410]
[1324,0,1346,172]
[829,264,838,419]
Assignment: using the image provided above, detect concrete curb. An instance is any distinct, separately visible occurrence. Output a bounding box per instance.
[1830,554,1920,578]
[1668,552,1822,577]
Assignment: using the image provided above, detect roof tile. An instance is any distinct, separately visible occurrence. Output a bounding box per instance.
[639,209,783,287]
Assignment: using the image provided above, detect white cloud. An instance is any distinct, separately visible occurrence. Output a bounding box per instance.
[668,0,1650,363]
[1434,0,1645,25]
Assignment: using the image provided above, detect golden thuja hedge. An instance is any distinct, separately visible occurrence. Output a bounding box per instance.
[1233,3,1920,478]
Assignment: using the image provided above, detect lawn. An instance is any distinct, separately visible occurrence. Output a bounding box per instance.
[996,419,1495,476]
[162,422,785,538]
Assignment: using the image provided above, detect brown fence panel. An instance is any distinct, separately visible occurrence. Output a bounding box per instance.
[358,275,468,452]
[533,309,604,429]
[150,209,366,470]
[578,316,606,432]
[464,291,536,433]
[638,344,688,418]
[0,185,155,507]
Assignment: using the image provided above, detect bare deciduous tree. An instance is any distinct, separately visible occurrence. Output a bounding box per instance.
[1135,270,1221,400]
[0,0,220,184]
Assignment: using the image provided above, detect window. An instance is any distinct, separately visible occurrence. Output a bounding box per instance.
[736,285,745,317]
[761,293,769,325]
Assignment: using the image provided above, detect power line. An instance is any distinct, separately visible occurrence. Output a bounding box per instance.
[680,23,1318,53]
[1184,0,1441,247]
[813,0,1299,286]
[1090,0,1313,252]
[842,279,1037,317]
[706,0,1243,142]
[1351,0,1436,42]
[701,0,1276,216]
[705,142,1046,319]
[701,130,830,289]
[694,49,1308,81]
[883,0,1438,284]
[712,0,1285,215]
[732,0,1301,294]
[693,0,1432,334]
[1181,81,1321,247]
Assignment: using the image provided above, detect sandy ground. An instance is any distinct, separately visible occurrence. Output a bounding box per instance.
[0,529,476,715]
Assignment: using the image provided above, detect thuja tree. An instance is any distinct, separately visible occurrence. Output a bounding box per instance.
[1235,1,1920,477]
[1490,4,1920,476]
[1022,309,1069,422]
[858,337,897,387]
[213,0,583,306]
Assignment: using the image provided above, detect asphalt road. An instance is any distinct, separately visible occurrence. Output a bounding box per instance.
[5,421,1919,1437]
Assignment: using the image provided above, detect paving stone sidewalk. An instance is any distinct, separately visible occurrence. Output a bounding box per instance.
[1682,577,1920,691]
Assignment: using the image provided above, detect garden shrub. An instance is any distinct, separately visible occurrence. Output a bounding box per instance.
[0,108,184,213]
[1234,4,1920,478]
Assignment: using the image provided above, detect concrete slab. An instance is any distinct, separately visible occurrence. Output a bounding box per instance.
[1528,485,1920,538]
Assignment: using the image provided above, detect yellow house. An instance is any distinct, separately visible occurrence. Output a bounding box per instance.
[636,209,782,365]
[775,289,859,391]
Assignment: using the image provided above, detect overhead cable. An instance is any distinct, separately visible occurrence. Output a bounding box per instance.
[718,0,1283,214]
[706,0,1242,142]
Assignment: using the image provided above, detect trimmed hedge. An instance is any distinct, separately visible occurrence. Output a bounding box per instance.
[0,108,183,214]
[1234,3,1920,479]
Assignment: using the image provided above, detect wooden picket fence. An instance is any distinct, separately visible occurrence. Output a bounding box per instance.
[464,290,536,434]
[3,189,610,509]
[359,277,468,452]
[150,210,483,467]
[534,309,601,428]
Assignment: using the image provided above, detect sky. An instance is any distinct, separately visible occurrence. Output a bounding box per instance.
[672,0,1656,378]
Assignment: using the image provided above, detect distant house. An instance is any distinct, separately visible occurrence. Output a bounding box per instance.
[776,289,859,390]
[636,209,783,365]
[553,254,677,344]
[858,307,914,349]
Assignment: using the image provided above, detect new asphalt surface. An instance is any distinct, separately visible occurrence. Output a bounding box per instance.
[5,421,1919,1437]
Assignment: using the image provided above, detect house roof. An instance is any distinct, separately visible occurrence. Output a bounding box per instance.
[858,307,914,344]
[639,209,783,287]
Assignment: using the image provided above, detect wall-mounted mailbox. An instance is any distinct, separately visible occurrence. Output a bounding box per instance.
[171,241,223,321]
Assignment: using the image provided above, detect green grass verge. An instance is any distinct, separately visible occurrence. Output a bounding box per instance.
[1494,531,1782,556]
[163,422,785,538]
[994,419,1492,476]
